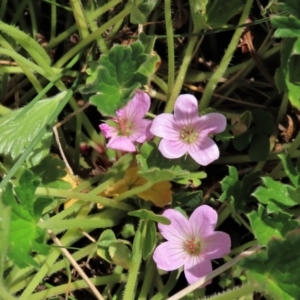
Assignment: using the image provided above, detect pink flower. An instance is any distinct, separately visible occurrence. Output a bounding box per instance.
[99,91,154,152]
[150,94,226,165]
[153,205,231,286]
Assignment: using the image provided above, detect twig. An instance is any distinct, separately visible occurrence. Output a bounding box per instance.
[42,219,105,300]
[167,246,260,300]
[53,101,90,176]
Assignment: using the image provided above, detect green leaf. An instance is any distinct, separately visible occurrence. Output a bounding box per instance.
[272,16,300,38]
[137,141,199,184]
[34,197,53,221]
[172,191,203,210]
[14,169,40,217]
[142,220,156,260]
[289,53,300,84]
[278,154,299,187]
[0,92,65,166]
[220,166,260,213]
[215,128,234,142]
[189,0,208,31]
[206,0,243,28]
[30,155,71,189]
[286,185,300,204]
[173,171,207,187]
[109,241,131,269]
[138,141,200,171]
[130,0,159,24]
[138,168,186,183]
[278,0,300,19]
[128,209,171,225]
[79,41,159,116]
[97,229,117,263]
[232,130,253,151]
[248,132,270,162]
[253,177,296,212]
[247,205,298,246]
[138,32,157,55]
[1,169,52,268]
[0,202,10,281]
[275,37,300,108]
[252,109,274,135]
[100,153,133,183]
[237,231,300,299]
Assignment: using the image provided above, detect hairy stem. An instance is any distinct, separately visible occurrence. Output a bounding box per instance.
[164,0,175,99]
[199,0,254,111]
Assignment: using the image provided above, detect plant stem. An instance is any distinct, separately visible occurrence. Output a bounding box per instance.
[215,150,300,165]
[46,0,122,50]
[50,0,57,41]
[164,0,175,99]
[0,105,11,115]
[69,0,89,40]
[151,271,179,300]
[29,275,127,300]
[46,224,105,300]
[122,221,143,300]
[199,0,254,111]
[167,246,260,300]
[35,187,135,211]
[55,0,142,68]
[164,35,199,113]
[204,284,254,300]
[0,286,18,300]
[113,182,154,202]
[139,259,156,300]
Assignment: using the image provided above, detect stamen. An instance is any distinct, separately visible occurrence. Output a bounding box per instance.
[184,238,201,255]
[180,126,198,144]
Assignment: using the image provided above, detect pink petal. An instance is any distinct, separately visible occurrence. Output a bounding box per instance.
[153,241,187,271]
[99,124,117,138]
[106,136,136,152]
[184,255,212,285]
[150,114,181,140]
[116,109,125,118]
[195,113,227,135]
[132,119,154,143]
[158,139,188,159]
[158,209,191,242]
[124,91,150,123]
[189,205,218,237]
[187,136,219,165]
[174,95,200,128]
[202,232,231,260]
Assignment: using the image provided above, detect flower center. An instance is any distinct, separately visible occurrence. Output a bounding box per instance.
[180,126,198,144]
[184,238,201,256]
[116,117,133,136]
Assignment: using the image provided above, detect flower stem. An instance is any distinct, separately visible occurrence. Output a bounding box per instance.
[54,0,142,68]
[199,0,254,111]
[46,0,122,50]
[122,221,143,300]
[204,284,254,300]
[168,246,260,300]
[27,275,127,300]
[35,187,135,211]
[0,286,17,300]
[164,0,175,99]
[215,150,300,165]
[151,270,179,300]
[138,259,156,300]
[164,35,199,113]
[0,105,11,115]
[113,182,154,202]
